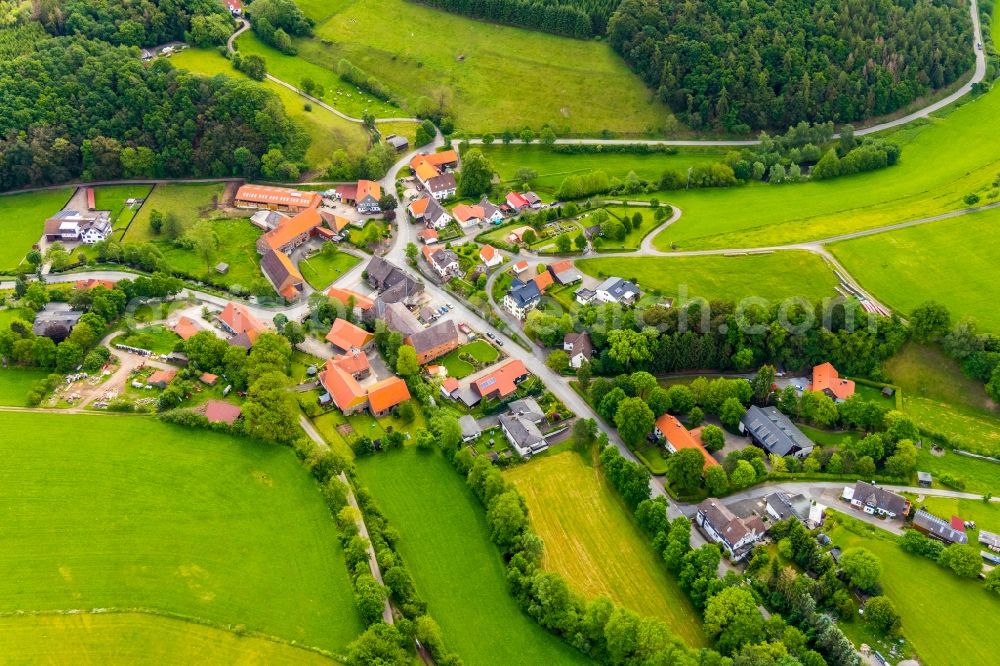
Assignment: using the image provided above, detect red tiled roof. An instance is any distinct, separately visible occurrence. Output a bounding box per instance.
[414,161,439,182]
[367,376,411,413]
[408,197,430,216]
[507,192,529,209]
[442,377,460,393]
[218,303,266,341]
[325,318,373,351]
[532,271,554,292]
[808,362,855,400]
[452,204,484,223]
[409,150,458,170]
[950,515,967,531]
[513,260,528,272]
[326,287,374,311]
[474,359,528,399]
[357,179,381,202]
[235,185,321,210]
[173,317,202,341]
[146,369,176,386]
[205,400,242,425]
[261,208,323,252]
[480,244,496,261]
[418,228,438,241]
[200,372,218,385]
[319,362,368,412]
[74,279,116,290]
[656,414,718,469]
[332,351,370,376]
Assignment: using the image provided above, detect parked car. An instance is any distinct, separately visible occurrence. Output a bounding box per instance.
[496,339,504,346]
[486,331,495,339]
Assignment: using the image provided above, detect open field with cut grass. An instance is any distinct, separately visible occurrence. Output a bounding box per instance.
[125,183,224,244]
[355,448,592,666]
[169,48,369,172]
[0,306,34,327]
[915,447,1000,494]
[299,251,360,289]
[298,0,673,135]
[651,85,1000,251]
[95,185,153,235]
[233,30,401,119]
[482,145,727,193]
[593,207,658,251]
[0,412,364,652]
[578,252,839,303]
[113,325,183,355]
[0,612,338,665]
[831,205,1000,331]
[829,521,1000,666]
[0,367,50,406]
[0,188,73,272]
[884,343,1000,456]
[505,451,707,646]
[159,219,263,287]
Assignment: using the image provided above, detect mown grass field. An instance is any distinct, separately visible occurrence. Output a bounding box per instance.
[915,447,1000,494]
[482,145,727,193]
[650,83,1000,251]
[298,0,674,135]
[125,183,224,244]
[94,185,153,235]
[112,325,183,355]
[593,207,659,251]
[0,612,338,665]
[160,220,263,288]
[0,306,35,327]
[355,447,592,666]
[0,367,50,406]
[505,452,707,646]
[829,522,1000,666]
[578,251,839,303]
[0,188,73,272]
[831,206,1000,331]
[299,251,360,289]
[439,341,499,378]
[169,48,369,172]
[883,343,1000,456]
[0,412,364,653]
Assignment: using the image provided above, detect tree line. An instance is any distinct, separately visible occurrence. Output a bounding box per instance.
[410,0,598,39]
[246,0,314,55]
[608,0,973,131]
[0,32,307,191]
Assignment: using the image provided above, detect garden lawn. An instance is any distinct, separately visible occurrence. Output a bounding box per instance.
[125,183,224,244]
[301,0,674,135]
[831,205,1000,331]
[299,251,360,289]
[169,48,368,172]
[0,613,337,665]
[482,145,726,194]
[883,343,1000,456]
[94,185,153,233]
[577,252,839,303]
[0,367,50,406]
[439,341,499,379]
[915,447,1000,495]
[355,448,592,666]
[0,306,35,327]
[112,325,183,355]
[915,495,1000,535]
[311,411,355,459]
[651,83,1000,251]
[829,524,1000,666]
[506,451,707,646]
[0,189,73,272]
[796,425,854,448]
[595,207,659,251]
[159,220,263,287]
[0,412,365,652]
[377,120,421,148]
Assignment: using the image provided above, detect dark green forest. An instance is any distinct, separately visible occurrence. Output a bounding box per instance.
[410,0,611,38]
[608,0,974,131]
[0,30,307,191]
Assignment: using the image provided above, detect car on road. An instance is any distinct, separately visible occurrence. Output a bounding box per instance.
[448,303,455,309]
[486,331,495,339]
[496,339,504,346]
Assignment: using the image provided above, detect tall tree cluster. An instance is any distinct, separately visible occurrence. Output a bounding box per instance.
[36,0,232,47]
[0,34,307,191]
[608,0,973,131]
[412,0,606,38]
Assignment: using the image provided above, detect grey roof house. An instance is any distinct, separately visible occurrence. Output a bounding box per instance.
[507,397,544,424]
[844,481,910,519]
[912,509,968,545]
[499,412,547,458]
[594,277,640,305]
[740,405,814,458]
[502,279,542,320]
[459,414,481,442]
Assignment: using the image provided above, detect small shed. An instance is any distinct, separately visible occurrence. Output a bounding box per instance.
[881,386,895,397]
[917,471,933,487]
[216,262,230,274]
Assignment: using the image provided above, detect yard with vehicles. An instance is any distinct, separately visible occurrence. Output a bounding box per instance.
[577,252,839,304]
[0,412,365,653]
[169,48,368,172]
[297,0,674,135]
[355,447,592,666]
[299,250,361,290]
[828,519,1000,666]
[831,205,1000,332]
[0,613,337,665]
[649,84,1000,252]
[505,451,707,646]
[0,188,73,273]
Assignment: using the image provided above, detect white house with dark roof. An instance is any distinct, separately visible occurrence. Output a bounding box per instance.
[843,481,910,519]
[563,331,593,368]
[499,412,547,457]
[594,277,640,305]
[502,279,541,320]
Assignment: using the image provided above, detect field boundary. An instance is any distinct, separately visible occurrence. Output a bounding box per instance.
[0,607,344,661]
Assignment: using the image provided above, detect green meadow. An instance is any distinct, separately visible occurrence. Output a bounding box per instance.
[297,0,674,135]
[125,183,224,244]
[0,412,364,653]
[0,188,73,272]
[0,367,51,406]
[299,251,360,290]
[578,251,839,303]
[94,184,153,235]
[355,448,592,666]
[831,205,1000,331]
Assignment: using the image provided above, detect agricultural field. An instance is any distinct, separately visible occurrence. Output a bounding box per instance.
[831,206,1000,331]
[355,448,592,666]
[0,613,337,665]
[883,343,1000,456]
[829,522,1000,666]
[915,447,1000,495]
[169,48,368,172]
[94,185,153,235]
[577,251,839,304]
[0,412,365,653]
[0,188,73,272]
[125,183,225,244]
[296,0,674,135]
[0,367,51,406]
[377,121,422,148]
[299,250,360,289]
[650,83,1000,251]
[505,451,707,646]
[482,145,727,194]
